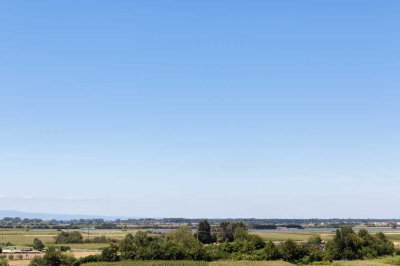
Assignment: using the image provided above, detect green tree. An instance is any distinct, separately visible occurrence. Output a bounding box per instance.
[308,235,322,244]
[101,243,120,262]
[278,239,306,262]
[55,231,83,244]
[325,227,362,261]
[30,256,45,266]
[216,221,247,242]
[262,240,281,260]
[197,220,213,244]
[119,233,135,260]
[165,226,207,260]
[33,238,45,251]
[30,246,79,266]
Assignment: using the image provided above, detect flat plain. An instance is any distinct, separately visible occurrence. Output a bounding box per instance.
[85,261,293,266]
[2,228,400,250]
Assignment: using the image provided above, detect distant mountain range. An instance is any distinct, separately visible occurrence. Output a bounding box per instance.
[0,210,130,221]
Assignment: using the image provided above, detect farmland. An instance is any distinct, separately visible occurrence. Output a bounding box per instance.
[82,258,400,266]
[1,227,400,266]
[85,261,294,266]
[0,229,131,247]
[1,228,400,249]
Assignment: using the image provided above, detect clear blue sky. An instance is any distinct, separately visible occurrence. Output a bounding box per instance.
[0,1,399,218]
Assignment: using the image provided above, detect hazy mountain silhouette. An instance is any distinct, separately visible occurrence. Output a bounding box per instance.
[0,210,130,220]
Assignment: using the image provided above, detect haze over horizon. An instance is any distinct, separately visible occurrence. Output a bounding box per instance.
[1,1,399,218]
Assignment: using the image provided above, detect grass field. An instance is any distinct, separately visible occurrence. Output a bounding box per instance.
[84,257,400,266]
[1,228,399,251]
[252,231,334,242]
[85,261,293,266]
[0,229,131,248]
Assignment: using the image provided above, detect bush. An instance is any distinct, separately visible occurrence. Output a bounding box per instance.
[0,258,8,266]
[262,240,281,260]
[78,254,102,264]
[101,244,120,262]
[394,248,400,255]
[30,246,80,266]
[59,246,71,252]
[30,256,45,266]
[324,227,394,261]
[308,235,322,244]
[76,225,397,264]
[33,238,45,251]
[278,239,311,263]
[204,245,229,261]
[55,231,83,244]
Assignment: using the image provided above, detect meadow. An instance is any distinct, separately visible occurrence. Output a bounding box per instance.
[1,228,399,250]
[82,258,400,266]
[0,229,130,248]
[85,261,293,266]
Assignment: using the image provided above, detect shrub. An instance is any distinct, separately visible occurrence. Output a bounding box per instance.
[30,246,80,266]
[59,246,71,252]
[55,231,83,244]
[30,256,45,266]
[78,254,102,264]
[278,239,308,262]
[308,235,322,244]
[33,238,45,251]
[0,258,8,266]
[101,244,120,262]
[394,248,400,255]
[262,240,281,260]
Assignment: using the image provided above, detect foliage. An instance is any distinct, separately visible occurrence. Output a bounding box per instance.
[278,239,308,262]
[0,258,8,266]
[262,241,281,260]
[79,255,102,264]
[101,243,120,262]
[308,235,322,245]
[78,225,395,265]
[213,222,247,242]
[33,237,46,250]
[324,227,394,261]
[84,261,292,266]
[197,220,213,244]
[55,231,84,244]
[30,246,80,266]
[59,246,72,252]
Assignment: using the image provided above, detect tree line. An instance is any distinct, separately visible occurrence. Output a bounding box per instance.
[80,221,397,265]
[0,221,395,266]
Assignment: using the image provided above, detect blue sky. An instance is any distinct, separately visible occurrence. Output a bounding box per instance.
[0,1,399,218]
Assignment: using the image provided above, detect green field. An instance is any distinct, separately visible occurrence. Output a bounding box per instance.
[85,261,292,266]
[1,229,399,251]
[252,231,334,242]
[0,229,130,248]
[83,257,400,266]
